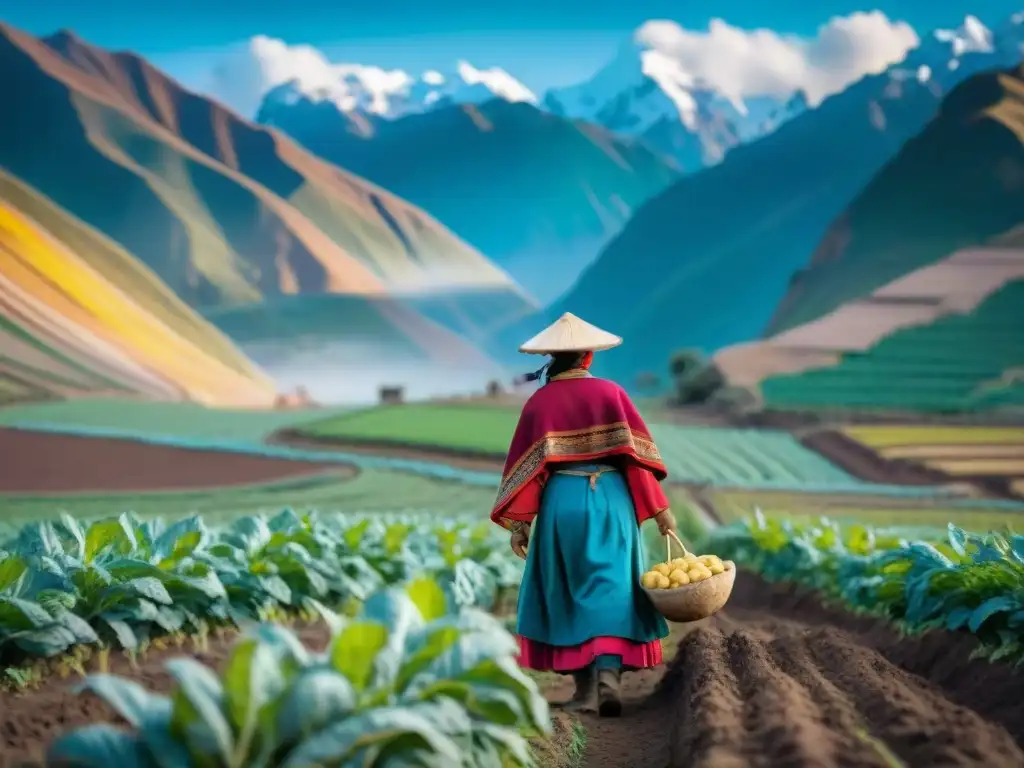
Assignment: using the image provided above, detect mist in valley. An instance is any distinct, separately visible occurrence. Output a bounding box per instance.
[242,339,523,405]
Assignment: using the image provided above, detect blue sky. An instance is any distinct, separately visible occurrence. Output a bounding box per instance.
[3,0,1017,93]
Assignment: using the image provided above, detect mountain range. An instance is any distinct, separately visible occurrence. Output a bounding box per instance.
[712,61,1023,411]
[0,169,276,406]
[1,12,1022,408]
[0,23,534,402]
[254,12,1022,313]
[260,57,538,122]
[257,97,679,303]
[767,61,1024,334]
[534,13,1024,384]
[256,14,1020,174]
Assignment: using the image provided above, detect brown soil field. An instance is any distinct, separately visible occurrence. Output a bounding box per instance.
[5,574,1022,767]
[803,429,1021,500]
[544,573,1024,768]
[0,428,352,493]
[800,429,951,486]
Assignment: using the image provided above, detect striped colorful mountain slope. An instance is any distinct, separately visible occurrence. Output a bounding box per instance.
[0,171,276,407]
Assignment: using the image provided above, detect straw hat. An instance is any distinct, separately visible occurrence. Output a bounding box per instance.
[519,312,622,355]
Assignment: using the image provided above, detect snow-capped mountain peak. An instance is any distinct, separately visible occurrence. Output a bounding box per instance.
[260,60,535,121]
[453,60,537,104]
[543,31,801,171]
[934,15,994,57]
[888,13,1022,89]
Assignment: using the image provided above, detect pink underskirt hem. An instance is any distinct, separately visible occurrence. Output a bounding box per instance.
[517,635,663,671]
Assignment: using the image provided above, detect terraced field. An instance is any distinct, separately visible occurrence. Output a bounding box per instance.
[843,425,1024,497]
[652,424,860,487]
[756,266,1024,413]
[295,406,883,489]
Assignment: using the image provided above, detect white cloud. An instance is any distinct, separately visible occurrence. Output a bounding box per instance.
[205,35,412,117]
[201,36,536,119]
[636,11,919,106]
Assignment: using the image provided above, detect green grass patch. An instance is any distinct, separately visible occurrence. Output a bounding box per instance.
[0,399,354,442]
[531,713,587,768]
[298,403,520,453]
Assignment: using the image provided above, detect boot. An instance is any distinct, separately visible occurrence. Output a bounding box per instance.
[597,668,622,718]
[559,667,596,712]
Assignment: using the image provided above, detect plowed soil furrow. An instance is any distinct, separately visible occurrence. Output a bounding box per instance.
[806,628,1024,767]
[554,574,1024,768]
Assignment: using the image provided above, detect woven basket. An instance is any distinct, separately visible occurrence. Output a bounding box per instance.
[642,531,736,623]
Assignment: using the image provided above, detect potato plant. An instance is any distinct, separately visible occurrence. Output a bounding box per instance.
[0,509,523,664]
[707,513,1024,662]
[47,579,550,767]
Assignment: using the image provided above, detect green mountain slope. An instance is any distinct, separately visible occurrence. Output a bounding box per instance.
[0,25,529,307]
[258,97,678,303]
[542,61,1015,384]
[760,274,1024,413]
[768,63,1024,334]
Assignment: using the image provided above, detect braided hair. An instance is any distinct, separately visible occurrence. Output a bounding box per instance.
[519,351,595,385]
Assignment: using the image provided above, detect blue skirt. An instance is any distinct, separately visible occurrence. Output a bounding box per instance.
[516,464,668,671]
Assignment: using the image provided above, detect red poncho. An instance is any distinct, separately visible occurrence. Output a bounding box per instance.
[490,373,670,529]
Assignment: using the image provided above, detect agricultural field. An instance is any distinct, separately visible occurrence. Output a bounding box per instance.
[708,515,1024,666]
[0,510,542,765]
[294,403,519,454]
[295,405,943,494]
[2,503,1023,766]
[706,487,1024,535]
[843,425,1024,496]
[651,424,863,487]
[0,399,354,443]
[3,404,1024,765]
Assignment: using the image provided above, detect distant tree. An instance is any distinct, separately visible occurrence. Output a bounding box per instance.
[486,379,504,398]
[709,385,758,413]
[669,349,726,405]
[669,349,705,379]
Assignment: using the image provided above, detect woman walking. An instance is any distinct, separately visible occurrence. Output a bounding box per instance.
[491,312,677,717]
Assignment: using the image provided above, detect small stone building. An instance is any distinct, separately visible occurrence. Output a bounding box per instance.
[379,385,405,405]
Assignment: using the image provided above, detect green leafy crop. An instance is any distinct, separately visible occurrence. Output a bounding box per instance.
[706,513,1024,663]
[0,510,523,664]
[47,578,550,767]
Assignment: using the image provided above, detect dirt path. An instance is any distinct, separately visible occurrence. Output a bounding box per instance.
[0,428,353,493]
[541,573,1024,768]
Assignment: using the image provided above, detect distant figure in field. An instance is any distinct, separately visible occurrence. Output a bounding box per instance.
[490,312,676,717]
